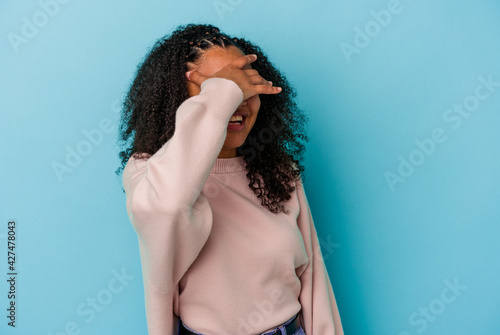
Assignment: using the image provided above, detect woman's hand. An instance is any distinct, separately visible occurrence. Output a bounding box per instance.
[185,54,281,101]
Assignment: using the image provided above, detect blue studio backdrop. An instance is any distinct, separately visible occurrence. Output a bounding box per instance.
[1,1,499,334]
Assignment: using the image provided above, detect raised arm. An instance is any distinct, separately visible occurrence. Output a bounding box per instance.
[122,77,244,334]
[123,77,244,224]
[121,53,282,334]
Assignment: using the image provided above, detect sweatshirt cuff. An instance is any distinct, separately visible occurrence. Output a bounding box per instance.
[200,77,244,121]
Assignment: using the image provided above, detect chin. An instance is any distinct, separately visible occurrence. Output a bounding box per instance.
[225,134,247,146]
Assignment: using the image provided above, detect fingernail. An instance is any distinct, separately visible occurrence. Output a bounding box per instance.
[277,87,282,92]
[186,71,192,79]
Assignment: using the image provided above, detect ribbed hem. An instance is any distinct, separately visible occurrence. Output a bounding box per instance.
[210,155,247,174]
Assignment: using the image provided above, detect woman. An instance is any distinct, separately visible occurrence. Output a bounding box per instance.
[117,23,343,335]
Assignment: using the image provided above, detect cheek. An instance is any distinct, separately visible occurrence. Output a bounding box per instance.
[247,95,261,115]
[245,97,260,131]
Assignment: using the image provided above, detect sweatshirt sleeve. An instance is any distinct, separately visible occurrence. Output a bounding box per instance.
[122,78,244,335]
[295,177,344,335]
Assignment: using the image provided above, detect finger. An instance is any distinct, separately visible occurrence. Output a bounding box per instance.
[232,54,257,69]
[186,70,208,86]
[253,84,282,95]
[248,75,272,86]
[244,69,259,76]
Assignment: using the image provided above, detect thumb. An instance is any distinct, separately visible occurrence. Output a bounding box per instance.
[186,70,208,86]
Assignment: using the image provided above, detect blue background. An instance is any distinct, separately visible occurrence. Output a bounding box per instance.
[1,0,499,334]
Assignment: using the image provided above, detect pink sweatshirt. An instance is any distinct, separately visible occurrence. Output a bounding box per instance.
[122,77,343,335]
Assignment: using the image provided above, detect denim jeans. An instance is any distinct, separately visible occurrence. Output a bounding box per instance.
[179,313,306,335]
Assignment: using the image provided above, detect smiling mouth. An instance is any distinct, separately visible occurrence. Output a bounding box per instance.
[228,115,246,125]
[227,115,246,130]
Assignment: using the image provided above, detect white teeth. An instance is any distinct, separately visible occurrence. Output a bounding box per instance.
[229,115,243,122]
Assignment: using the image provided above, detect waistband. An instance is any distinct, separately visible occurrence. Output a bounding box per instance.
[178,312,301,335]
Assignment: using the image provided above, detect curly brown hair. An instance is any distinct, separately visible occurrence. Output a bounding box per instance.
[115,23,310,214]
